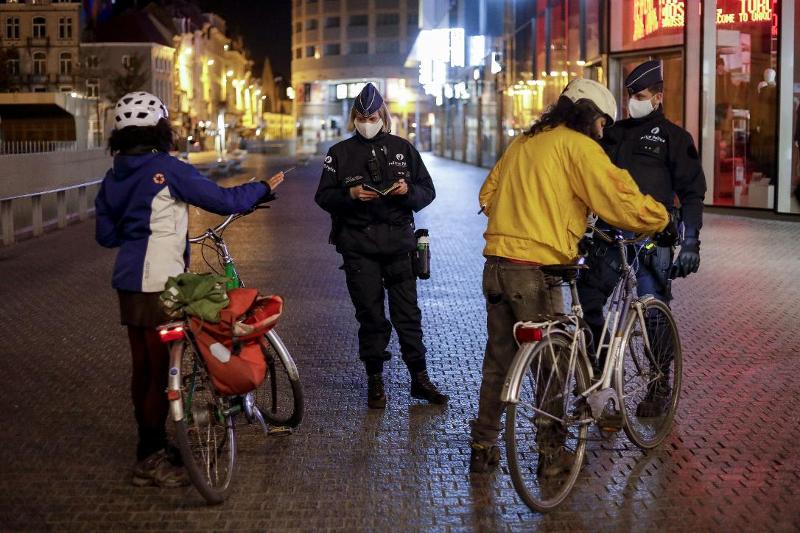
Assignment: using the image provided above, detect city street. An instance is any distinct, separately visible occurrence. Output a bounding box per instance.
[0,153,799,531]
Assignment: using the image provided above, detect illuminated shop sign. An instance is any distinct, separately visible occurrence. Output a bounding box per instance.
[632,0,773,41]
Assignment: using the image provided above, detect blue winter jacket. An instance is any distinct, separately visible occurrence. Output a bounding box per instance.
[95,152,269,292]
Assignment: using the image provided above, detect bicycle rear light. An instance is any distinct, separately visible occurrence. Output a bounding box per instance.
[514,324,543,343]
[158,323,186,343]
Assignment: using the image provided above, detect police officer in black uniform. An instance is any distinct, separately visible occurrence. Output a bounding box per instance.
[315,83,448,409]
[578,60,706,417]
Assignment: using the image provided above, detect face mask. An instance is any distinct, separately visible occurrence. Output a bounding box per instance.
[627,97,655,119]
[355,119,383,139]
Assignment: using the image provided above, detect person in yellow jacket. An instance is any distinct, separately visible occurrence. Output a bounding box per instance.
[470,78,677,475]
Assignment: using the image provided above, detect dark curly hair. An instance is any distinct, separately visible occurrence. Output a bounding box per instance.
[108,118,175,155]
[525,96,606,139]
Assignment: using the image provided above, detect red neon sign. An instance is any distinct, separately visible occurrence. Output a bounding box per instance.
[633,0,773,41]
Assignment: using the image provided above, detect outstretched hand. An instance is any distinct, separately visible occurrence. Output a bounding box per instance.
[266,171,285,191]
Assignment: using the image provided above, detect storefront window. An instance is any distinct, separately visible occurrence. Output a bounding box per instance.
[713,0,778,208]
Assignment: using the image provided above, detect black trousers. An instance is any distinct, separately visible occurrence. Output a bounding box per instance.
[577,239,673,360]
[341,251,426,376]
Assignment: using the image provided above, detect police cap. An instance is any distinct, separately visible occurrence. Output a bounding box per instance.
[353,83,384,117]
[625,60,663,95]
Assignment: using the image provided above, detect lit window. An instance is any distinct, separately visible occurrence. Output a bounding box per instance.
[86,78,99,98]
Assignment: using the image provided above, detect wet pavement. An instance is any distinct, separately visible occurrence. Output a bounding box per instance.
[1,152,799,531]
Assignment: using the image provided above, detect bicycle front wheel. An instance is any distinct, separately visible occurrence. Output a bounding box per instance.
[617,298,682,449]
[173,343,237,505]
[252,330,303,428]
[505,334,590,512]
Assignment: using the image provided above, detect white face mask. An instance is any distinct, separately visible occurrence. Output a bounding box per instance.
[355,119,383,139]
[627,97,655,119]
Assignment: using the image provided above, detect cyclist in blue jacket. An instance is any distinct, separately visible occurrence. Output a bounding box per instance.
[95,91,283,488]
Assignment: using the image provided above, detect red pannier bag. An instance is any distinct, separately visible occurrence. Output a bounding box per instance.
[190,288,283,396]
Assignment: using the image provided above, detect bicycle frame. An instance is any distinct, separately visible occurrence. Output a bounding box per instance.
[501,229,653,417]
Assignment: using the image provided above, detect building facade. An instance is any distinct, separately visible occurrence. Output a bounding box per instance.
[0,0,81,93]
[415,0,799,215]
[171,10,264,154]
[291,0,426,146]
[80,42,175,140]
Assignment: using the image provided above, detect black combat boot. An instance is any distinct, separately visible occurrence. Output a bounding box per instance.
[470,441,501,474]
[367,374,386,409]
[410,370,449,404]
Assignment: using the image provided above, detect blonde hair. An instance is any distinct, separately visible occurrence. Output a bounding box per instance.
[347,103,393,133]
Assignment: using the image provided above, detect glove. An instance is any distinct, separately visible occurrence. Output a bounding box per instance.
[653,211,679,247]
[675,238,700,277]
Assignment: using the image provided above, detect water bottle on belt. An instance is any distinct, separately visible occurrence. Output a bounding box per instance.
[413,229,430,280]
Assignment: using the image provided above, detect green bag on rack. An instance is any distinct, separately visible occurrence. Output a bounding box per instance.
[159,272,230,323]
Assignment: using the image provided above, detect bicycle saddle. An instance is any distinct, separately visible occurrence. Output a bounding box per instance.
[540,263,588,281]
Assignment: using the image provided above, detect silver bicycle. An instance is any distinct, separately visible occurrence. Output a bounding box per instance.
[501,227,682,512]
[158,207,303,504]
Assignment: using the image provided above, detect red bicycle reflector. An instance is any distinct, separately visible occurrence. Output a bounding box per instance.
[158,325,185,343]
[166,389,181,401]
[515,326,543,343]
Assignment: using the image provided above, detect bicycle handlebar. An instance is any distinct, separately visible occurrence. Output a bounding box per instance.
[590,226,651,246]
[188,203,271,244]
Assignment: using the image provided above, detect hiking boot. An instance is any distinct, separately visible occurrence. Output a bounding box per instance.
[537,448,576,478]
[470,441,501,474]
[367,373,386,409]
[410,370,449,404]
[131,449,190,488]
[636,379,672,418]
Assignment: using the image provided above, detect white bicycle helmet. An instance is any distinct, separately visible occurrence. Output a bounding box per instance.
[561,79,617,124]
[113,91,169,129]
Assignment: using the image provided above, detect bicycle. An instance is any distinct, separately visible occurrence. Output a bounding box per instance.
[157,205,304,504]
[500,227,682,512]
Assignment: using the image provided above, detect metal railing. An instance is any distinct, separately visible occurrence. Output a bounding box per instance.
[0,141,79,155]
[1,178,102,246]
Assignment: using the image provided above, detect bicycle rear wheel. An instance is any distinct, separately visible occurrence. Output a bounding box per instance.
[505,335,590,512]
[617,298,682,449]
[173,343,237,505]
[252,330,303,428]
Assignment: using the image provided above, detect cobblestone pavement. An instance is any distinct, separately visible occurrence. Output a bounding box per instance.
[1,153,799,532]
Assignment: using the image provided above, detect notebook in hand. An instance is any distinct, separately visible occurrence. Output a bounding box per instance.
[362,181,401,196]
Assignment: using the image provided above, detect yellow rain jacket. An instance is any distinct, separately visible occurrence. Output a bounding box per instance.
[479,125,668,265]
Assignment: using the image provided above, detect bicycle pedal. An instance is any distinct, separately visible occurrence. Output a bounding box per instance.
[267,425,293,437]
